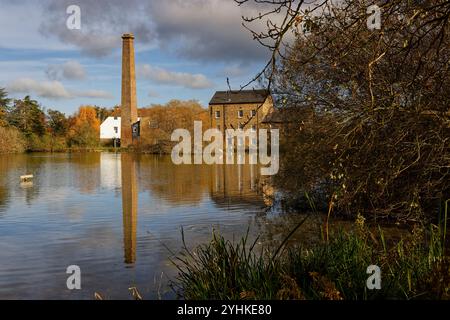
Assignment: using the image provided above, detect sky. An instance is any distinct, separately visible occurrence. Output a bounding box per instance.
[0,0,271,114]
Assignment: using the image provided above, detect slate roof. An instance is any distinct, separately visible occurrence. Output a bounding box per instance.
[209,89,270,105]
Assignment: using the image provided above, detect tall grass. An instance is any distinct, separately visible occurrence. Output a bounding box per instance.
[171,208,450,300]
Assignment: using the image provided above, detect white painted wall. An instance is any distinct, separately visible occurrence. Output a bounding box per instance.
[100,116,121,139]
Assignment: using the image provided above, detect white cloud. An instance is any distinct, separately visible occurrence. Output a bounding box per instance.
[39,0,156,57]
[46,60,86,80]
[137,64,213,89]
[8,78,72,99]
[36,0,271,62]
[7,77,112,100]
[74,89,113,99]
[149,0,268,62]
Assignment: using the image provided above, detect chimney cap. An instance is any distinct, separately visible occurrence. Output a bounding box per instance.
[122,33,135,39]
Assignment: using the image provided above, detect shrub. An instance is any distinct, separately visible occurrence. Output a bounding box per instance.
[172,210,450,300]
[0,126,26,153]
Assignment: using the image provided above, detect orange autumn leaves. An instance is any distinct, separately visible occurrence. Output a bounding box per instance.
[67,100,209,148]
[68,106,101,147]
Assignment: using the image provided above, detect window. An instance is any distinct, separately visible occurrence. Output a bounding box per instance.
[238,110,244,118]
[251,110,256,117]
[114,126,118,134]
[215,110,220,118]
[238,124,244,130]
[114,116,118,120]
[251,125,257,131]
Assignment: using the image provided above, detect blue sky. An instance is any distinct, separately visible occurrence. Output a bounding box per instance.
[0,0,269,114]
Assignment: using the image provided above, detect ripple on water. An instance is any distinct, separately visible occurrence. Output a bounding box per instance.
[0,153,268,299]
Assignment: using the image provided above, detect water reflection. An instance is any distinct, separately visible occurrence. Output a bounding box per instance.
[121,153,138,264]
[0,153,265,215]
[0,153,268,299]
[210,161,262,209]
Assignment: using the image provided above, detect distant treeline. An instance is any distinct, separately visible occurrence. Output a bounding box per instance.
[0,87,207,153]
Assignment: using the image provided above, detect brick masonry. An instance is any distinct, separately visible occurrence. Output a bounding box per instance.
[209,96,274,133]
[121,33,138,148]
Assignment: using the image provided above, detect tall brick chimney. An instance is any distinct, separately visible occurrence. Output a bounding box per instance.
[121,33,138,147]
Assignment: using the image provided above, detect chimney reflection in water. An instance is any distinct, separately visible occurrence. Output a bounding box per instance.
[121,153,138,264]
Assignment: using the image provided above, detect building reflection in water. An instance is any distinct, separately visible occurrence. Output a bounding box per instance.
[209,154,262,209]
[117,153,264,264]
[121,153,138,264]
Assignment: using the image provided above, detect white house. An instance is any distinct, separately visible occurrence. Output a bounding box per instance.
[100,116,141,140]
[100,116,121,140]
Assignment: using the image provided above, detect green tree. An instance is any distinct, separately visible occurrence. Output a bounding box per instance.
[93,105,112,123]
[47,109,69,137]
[8,96,46,136]
[0,88,11,126]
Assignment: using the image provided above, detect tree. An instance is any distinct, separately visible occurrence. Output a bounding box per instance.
[8,96,46,136]
[68,106,100,147]
[93,105,113,123]
[47,109,69,137]
[0,88,11,127]
[238,0,450,220]
[138,100,208,146]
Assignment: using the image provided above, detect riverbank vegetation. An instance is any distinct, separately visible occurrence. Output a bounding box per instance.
[0,126,26,153]
[172,209,450,300]
[238,0,449,222]
[0,88,207,154]
[135,100,209,153]
[171,0,449,299]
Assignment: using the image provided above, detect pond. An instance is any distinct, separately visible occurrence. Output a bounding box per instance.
[0,152,285,299]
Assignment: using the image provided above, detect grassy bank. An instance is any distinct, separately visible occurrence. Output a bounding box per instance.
[32,146,124,153]
[0,144,136,154]
[0,140,173,155]
[172,208,450,300]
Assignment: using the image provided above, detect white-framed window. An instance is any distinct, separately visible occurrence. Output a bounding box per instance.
[215,110,220,118]
[251,125,257,131]
[251,110,256,117]
[238,110,244,118]
[114,116,118,120]
[238,136,244,146]
[114,126,118,134]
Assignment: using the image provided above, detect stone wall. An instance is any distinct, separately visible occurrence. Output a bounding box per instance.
[209,96,273,132]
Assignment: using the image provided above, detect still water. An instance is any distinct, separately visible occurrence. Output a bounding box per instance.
[0,152,282,299]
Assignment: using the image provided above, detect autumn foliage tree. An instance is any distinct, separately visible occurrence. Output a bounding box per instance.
[68,106,101,147]
[0,88,11,127]
[239,0,450,221]
[138,99,209,148]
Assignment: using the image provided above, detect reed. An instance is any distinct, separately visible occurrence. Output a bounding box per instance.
[172,206,450,300]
